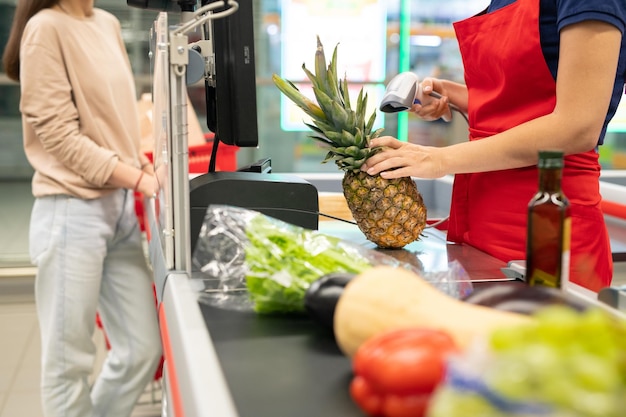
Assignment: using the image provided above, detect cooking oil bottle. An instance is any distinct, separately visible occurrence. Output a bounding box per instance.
[526,150,571,288]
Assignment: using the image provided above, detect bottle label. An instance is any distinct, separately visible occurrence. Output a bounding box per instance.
[526,215,571,288]
[530,269,560,288]
[561,216,571,285]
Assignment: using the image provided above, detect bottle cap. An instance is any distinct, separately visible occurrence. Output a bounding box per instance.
[538,150,564,169]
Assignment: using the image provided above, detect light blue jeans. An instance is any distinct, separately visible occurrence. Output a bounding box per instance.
[29,189,162,417]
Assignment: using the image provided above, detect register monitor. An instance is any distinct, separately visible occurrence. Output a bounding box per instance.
[128,0,258,149]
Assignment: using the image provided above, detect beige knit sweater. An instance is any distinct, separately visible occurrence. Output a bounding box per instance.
[20,8,142,199]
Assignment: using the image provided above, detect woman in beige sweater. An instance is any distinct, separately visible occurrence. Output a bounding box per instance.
[3,0,162,416]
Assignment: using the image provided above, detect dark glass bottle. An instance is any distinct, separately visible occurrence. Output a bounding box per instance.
[526,150,571,288]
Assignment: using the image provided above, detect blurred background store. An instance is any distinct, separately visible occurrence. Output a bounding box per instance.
[0,0,495,269]
[3,0,626,266]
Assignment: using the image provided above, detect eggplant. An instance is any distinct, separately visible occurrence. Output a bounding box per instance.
[462,282,589,315]
[304,272,355,329]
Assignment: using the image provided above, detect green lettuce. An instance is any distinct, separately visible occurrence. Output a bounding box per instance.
[243,214,372,314]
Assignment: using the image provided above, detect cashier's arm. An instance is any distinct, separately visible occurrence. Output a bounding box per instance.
[363,20,622,180]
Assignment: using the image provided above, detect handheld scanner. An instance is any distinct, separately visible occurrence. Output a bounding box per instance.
[379,72,466,123]
[379,72,420,113]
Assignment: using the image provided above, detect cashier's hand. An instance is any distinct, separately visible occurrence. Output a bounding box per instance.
[361,137,446,180]
[411,77,453,122]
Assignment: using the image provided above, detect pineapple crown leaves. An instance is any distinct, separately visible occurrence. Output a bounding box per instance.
[303,37,363,136]
[272,75,327,122]
[271,36,383,172]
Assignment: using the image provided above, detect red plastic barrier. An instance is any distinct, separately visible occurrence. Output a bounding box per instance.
[601,200,626,220]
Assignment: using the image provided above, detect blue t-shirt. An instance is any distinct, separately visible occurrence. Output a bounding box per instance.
[486,0,626,144]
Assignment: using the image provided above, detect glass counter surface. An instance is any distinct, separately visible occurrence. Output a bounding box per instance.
[197,222,510,417]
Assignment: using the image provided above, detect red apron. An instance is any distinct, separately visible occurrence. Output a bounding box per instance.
[450,0,612,291]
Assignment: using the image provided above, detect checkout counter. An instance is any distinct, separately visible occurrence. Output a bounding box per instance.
[146,172,626,417]
[148,175,510,417]
[144,11,626,416]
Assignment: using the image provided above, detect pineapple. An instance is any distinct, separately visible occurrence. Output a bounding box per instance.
[272,37,427,249]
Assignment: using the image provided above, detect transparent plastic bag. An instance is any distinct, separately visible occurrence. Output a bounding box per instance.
[192,205,473,313]
[427,344,564,417]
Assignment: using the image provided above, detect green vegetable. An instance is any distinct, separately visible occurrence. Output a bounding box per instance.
[427,306,626,417]
[486,306,626,416]
[243,213,372,314]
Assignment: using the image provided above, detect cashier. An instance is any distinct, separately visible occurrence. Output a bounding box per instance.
[362,0,626,292]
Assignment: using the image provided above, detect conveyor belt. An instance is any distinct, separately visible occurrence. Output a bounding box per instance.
[198,303,359,417]
[193,224,511,416]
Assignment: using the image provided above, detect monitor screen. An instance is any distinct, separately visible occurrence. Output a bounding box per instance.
[205,0,258,147]
[127,0,259,147]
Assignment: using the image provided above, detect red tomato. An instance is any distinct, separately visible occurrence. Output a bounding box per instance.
[350,328,458,417]
[349,376,383,416]
[383,393,430,417]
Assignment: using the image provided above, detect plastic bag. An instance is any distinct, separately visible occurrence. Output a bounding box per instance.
[192,205,473,313]
[427,307,626,417]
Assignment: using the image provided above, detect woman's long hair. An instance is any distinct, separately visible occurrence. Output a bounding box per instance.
[2,0,58,81]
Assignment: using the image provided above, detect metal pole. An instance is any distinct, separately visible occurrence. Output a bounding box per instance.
[169,32,192,275]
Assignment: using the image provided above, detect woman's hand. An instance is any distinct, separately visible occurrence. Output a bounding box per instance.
[135,172,159,197]
[108,160,159,197]
[361,136,446,179]
[411,77,453,122]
